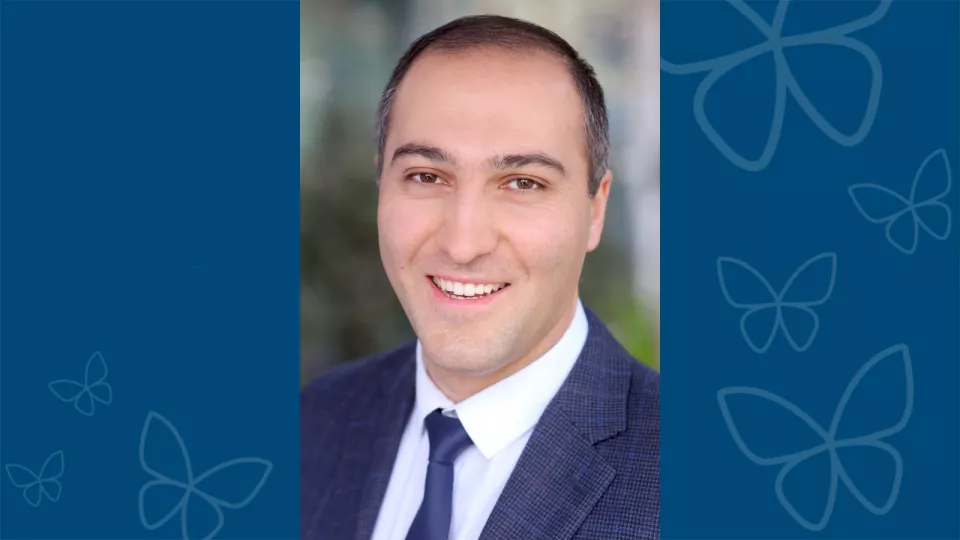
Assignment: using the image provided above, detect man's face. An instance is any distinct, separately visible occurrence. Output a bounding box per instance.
[377,48,611,377]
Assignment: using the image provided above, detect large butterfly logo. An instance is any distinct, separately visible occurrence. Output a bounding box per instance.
[49,351,113,416]
[5,450,65,507]
[848,148,952,255]
[139,411,273,540]
[717,252,837,353]
[717,343,913,531]
[661,0,891,171]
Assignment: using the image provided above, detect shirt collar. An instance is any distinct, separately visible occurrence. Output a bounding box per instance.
[414,298,589,460]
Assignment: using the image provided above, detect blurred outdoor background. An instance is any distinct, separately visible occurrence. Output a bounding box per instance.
[300,0,660,387]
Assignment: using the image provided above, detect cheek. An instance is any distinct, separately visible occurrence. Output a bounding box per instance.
[378,197,438,266]
[506,205,589,271]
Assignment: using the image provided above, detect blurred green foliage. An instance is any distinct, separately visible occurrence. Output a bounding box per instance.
[602,297,660,371]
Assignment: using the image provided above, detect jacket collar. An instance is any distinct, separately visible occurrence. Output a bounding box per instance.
[546,307,633,444]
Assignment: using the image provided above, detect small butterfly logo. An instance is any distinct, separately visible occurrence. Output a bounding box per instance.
[717,343,913,531]
[5,450,65,507]
[49,351,113,416]
[849,148,952,255]
[661,0,891,171]
[718,252,837,354]
[139,411,273,540]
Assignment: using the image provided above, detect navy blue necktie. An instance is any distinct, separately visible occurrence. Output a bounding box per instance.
[404,408,475,540]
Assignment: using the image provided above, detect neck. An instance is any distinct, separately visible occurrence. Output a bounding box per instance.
[424,297,580,403]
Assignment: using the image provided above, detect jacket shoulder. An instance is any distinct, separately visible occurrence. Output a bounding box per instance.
[600,359,659,536]
[631,360,659,410]
[628,360,659,439]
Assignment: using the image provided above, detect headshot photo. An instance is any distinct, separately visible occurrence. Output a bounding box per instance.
[301,3,660,539]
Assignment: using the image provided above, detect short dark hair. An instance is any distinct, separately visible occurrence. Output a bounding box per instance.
[375,15,610,197]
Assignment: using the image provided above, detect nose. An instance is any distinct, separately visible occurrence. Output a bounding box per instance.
[436,186,499,265]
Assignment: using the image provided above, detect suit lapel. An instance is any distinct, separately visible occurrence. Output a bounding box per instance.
[478,308,633,540]
[312,349,415,540]
[351,355,417,540]
[477,405,616,540]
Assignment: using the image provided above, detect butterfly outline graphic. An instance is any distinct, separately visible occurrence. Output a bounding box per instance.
[138,411,273,540]
[661,0,892,171]
[718,252,837,354]
[848,148,953,254]
[717,343,913,531]
[5,450,65,507]
[49,350,113,416]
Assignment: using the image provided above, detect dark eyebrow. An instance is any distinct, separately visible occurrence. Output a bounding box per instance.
[391,143,458,167]
[487,153,567,177]
[390,144,567,178]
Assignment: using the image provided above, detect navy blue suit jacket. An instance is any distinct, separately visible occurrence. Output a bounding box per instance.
[301,307,660,539]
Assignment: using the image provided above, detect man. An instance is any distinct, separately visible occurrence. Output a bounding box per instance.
[301,14,659,540]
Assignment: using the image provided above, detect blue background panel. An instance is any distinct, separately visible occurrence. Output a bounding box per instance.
[1,1,300,539]
[663,1,959,538]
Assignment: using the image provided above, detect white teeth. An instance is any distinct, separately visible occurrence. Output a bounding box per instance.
[431,277,508,299]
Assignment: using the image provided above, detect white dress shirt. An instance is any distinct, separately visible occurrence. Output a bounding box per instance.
[370,299,590,540]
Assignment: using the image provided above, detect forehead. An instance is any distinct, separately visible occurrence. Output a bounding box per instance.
[387,48,588,172]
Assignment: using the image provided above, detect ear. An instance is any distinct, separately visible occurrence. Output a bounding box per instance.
[586,169,613,252]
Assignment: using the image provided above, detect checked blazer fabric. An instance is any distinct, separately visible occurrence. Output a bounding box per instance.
[300,306,661,540]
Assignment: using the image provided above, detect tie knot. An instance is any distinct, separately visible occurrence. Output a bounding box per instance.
[424,409,474,464]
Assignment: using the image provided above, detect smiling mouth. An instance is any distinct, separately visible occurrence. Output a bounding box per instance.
[430,276,511,300]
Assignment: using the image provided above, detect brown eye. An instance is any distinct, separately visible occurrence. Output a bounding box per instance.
[505,177,542,191]
[411,173,442,184]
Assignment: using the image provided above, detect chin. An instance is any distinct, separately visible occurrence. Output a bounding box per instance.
[422,337,510,376]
